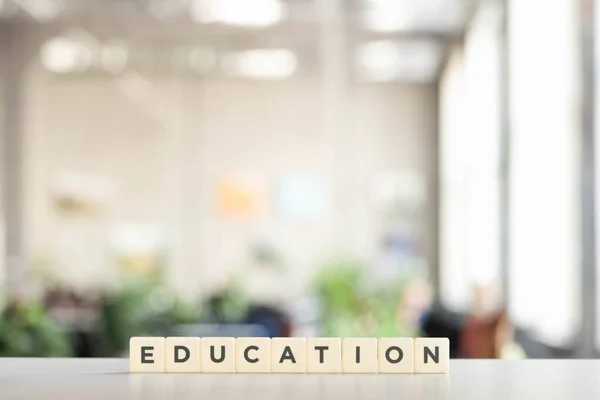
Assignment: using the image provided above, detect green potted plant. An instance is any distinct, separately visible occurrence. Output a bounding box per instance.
[314,259,412,337]
[96,272,199,356]
[0,298,72,357]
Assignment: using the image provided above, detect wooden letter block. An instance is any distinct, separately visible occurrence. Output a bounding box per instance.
[414,337,450,374]
[200,337,235,373]
[128,336,450,374]
[165,337,200,373]
[270,338,306,374]
[342,338,377,374]
[306,338,342,373]
[378,338,414,374]
[236,337,271,373]
[130,337,165,373]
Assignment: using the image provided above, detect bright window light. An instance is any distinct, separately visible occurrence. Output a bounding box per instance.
[439,48,468,311]
[190,0,286,28]
[440,0,503,312]
[355,40,442,82]
[222,49,297,80]
[40,36,93,73]
[509,0,581,347]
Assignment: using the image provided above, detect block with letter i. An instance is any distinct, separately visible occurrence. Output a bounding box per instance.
[414,337,450,374]
[342,338,377,373]
[130,337,165,372]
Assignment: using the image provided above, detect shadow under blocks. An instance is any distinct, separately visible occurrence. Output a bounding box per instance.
[129,337,450,374]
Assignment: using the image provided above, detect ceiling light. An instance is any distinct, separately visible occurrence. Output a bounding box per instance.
[190,0,286,28]
[15,0,63,22]
[101,41,129,74]
[362,0,415,32]
[40,36,93,73]
[362,0,468,33]
[357,40,402,81]
[356,40,443,83]
[222,49,297,80]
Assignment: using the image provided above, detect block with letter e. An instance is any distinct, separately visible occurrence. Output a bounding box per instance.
[130,337,165,372]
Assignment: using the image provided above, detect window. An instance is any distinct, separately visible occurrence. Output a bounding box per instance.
[440,0,503,312]
[508,0,581,346]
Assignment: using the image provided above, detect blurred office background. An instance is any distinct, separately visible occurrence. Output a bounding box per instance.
[0,0,596,359]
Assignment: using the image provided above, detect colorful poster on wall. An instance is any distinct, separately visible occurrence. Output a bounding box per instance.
[218,174,265,219]
[51,170,118,216]
[276,173,330,221]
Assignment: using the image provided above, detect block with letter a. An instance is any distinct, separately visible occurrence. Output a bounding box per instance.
[270,338,307,373]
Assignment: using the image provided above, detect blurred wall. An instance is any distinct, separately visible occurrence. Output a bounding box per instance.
[0,76,4,289]
[21,65,437,299]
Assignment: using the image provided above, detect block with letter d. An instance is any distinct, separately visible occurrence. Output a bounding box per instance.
[166,337,200,372]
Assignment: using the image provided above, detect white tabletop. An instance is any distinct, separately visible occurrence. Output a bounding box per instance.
[0,358,598,399]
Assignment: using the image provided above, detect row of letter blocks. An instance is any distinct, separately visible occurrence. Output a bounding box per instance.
[130,337,449,374]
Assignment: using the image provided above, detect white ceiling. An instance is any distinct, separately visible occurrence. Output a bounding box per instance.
[1,0,474,34]
[1,0,477,82]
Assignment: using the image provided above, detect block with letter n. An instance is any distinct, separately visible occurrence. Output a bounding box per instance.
[414,337,450,374]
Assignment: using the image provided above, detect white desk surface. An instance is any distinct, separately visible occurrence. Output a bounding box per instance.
[0,358,598,399]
